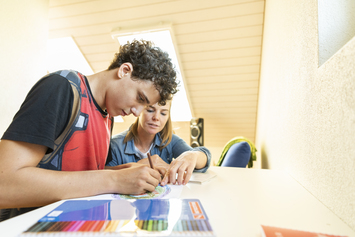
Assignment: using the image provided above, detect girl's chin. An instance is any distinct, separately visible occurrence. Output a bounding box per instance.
[144,128,159,135]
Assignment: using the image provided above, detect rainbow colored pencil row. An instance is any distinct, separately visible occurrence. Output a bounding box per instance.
[21,219,214,236]
[173,220,212,232]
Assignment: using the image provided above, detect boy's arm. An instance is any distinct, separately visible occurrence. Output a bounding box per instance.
[0,140,161,209]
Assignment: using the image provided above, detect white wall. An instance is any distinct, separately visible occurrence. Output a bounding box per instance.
[0,0,49,135]
[256,0,355,230]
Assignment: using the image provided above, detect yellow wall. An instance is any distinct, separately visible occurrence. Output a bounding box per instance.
[256,0,355,230]
[0,0,49,134]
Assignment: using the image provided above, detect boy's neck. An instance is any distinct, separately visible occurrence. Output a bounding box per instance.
[86,69,117,112]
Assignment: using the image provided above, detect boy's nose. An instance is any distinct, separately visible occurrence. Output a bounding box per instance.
[131,106,144,117]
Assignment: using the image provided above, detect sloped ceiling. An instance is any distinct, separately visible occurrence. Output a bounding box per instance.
[48,0,265,150]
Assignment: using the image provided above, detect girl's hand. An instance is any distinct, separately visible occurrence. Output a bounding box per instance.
[161,151,199,186]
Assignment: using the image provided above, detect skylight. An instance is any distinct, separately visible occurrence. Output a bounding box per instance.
[111,24,193,122]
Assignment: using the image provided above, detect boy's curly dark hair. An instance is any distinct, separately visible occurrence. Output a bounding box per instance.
[108,40,178,105]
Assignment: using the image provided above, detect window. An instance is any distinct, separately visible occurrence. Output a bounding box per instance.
[111,23,192,122]
[318,0,355,66]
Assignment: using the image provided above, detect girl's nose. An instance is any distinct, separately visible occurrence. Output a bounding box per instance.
[152,113,159,121]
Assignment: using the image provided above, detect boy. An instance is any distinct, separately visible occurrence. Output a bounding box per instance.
[0,40,178,220]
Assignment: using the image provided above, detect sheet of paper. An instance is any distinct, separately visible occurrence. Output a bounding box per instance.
[189,170,217,184]
[74,184,183,200]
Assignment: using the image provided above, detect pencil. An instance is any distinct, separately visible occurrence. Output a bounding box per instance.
[147,152,155,169]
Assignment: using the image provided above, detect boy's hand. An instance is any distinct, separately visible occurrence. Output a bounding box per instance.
[112,164,161,195]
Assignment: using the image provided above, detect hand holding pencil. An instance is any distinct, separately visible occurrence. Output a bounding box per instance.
[146,152,191,186]
[146,152,168,184]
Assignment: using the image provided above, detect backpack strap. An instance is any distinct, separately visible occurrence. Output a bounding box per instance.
[52,71,81,151]
[39,71,81,167]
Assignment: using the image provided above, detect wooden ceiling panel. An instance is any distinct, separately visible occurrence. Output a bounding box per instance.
[180,46,261,62]
[176,26,263,45]
[192,113,257,120]
[183,57,261,70]
[80,42,118,54]
[188,80,259,91]
[178,37,262,55]
[49,0,171,15]
[184,65,260,78]
[174,13,264,35]
[85,52,116,62]
[190,94,258,104]
[74,34,116,46]
[192,101,258,109]
[194,106,257,114]
[187,73,259,84]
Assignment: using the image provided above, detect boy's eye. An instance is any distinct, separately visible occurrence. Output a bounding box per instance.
[138,95,144,102]
[147,109,154,113]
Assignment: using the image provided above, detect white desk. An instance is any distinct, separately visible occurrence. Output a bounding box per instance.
[0,166,354,237]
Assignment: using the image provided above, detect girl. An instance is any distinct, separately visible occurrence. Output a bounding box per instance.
[106,100,211,186]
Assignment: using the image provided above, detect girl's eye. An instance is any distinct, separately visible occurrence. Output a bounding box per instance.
[161,113,167,116]
[139,95,144,102]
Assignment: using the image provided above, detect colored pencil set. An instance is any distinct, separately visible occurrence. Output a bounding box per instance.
[22,219,214,236]
[19,199,216,236]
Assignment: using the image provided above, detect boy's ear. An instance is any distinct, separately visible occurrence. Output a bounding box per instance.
[118,63,133,78]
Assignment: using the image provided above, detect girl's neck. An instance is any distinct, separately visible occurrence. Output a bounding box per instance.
[135,126,155,153]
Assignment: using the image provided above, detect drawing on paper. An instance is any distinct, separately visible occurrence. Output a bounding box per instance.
[114,185,171,200]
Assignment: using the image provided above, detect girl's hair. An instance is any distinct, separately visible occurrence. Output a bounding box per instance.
[124,101,173,150]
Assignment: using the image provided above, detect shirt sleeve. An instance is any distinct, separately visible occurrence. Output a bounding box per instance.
[106,139,121,166]
[106,131,133,166]
[191,146,211,173]
[1,74,73,152]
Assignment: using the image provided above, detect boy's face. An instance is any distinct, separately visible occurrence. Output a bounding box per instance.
[106,75,160,117]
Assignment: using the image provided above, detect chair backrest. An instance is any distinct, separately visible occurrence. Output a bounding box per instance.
[220,142,251,168]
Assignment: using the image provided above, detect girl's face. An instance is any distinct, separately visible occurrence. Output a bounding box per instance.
[139,101,171,135]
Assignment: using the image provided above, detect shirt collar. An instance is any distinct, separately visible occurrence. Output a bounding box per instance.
[124,132,163,155]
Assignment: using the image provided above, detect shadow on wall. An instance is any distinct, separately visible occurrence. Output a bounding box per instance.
[261,143,269,169]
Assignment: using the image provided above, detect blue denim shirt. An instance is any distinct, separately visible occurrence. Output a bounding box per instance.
[106,130,211,173]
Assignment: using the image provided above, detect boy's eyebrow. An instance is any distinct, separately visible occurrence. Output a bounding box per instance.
[142,93,150,104]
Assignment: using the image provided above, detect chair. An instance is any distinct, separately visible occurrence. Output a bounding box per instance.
[216,137,257,168]
[220,142,251,167]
